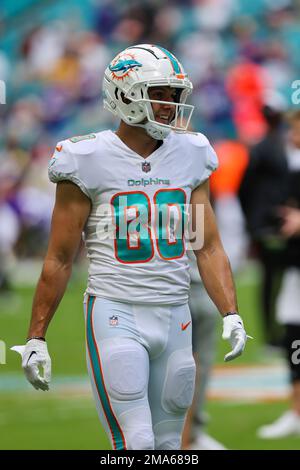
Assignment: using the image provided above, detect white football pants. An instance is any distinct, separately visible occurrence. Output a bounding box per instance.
[83,295,196,450]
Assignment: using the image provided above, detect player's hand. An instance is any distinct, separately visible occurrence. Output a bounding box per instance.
[222,314,252,362]
[11,339,51,391]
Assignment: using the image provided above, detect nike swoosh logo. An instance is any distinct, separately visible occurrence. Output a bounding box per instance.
[27,351,37,365]
[181,321,191,331]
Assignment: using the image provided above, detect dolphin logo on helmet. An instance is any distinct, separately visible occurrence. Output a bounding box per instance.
[109,59,142,74]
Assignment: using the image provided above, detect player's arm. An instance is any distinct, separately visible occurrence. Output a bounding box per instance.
[190,180,250,361]
[190,180,237,314]
[280,206,300,238]
[12,181,91,389]
[27,180,91,338]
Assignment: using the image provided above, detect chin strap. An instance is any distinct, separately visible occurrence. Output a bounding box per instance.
[129,119,172,140]
[144,121,171,140]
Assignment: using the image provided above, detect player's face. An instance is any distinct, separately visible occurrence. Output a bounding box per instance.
[290,120,300,149]
[148,87,178,125]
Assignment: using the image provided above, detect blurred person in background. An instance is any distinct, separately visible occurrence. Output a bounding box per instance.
[0,138,31,293]
[283,111,300,271]
[0,193,19,293]
[225,58,270,145]
[239,92,289,349]
[258,110,300,438]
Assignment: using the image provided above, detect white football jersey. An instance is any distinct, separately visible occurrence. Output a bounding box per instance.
[48,130,218,304]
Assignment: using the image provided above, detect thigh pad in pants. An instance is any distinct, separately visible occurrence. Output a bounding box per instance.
[161,347,196,413]
[102,339,148,401]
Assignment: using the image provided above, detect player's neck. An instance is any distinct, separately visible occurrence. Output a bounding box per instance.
[115,122,162,158]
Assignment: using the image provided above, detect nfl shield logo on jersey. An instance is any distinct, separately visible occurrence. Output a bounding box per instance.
[142,161,151,173]
[109,315,119,327]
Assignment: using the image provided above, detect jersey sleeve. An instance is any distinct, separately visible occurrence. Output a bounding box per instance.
[200,142,219,184]
[48,140,93,200]
[188,133,219,190]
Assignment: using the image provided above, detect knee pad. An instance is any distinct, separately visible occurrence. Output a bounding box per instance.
[102,341,148,401]
[162,348,196,413]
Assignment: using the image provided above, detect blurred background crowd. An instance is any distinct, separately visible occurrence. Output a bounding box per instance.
[1,0,300,449]
[1,0,300,267]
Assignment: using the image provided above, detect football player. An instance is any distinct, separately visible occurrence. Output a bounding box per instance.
[12,45,249,450]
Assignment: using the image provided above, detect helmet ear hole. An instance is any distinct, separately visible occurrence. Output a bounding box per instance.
[120,92,131,105]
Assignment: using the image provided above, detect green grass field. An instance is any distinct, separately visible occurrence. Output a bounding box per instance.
[1,263,299,450]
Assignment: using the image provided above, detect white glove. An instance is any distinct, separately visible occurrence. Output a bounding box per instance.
[11,339,51,391]
[222,314,251,362]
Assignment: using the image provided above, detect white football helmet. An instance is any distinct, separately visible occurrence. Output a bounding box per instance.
[103,44,194,140]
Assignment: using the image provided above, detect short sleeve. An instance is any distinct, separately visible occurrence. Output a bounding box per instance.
[188,133,219,189]
[48,141,92,200]
[200,143,219,183]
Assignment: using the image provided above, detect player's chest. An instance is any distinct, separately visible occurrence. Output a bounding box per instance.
[93,152,193,205]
